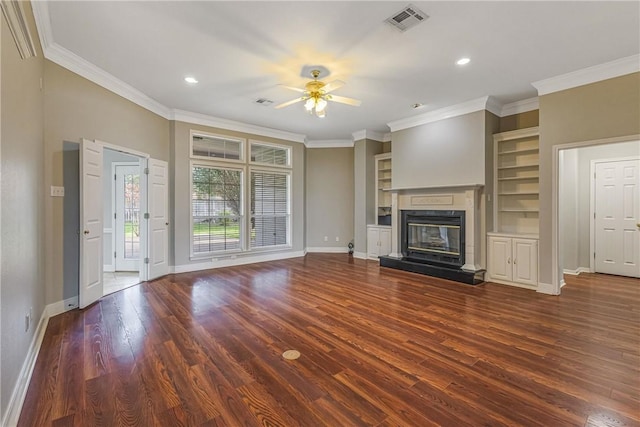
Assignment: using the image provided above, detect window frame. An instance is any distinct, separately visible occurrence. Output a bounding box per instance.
[189,160,245,259]
[190,130,246,164]
[249,140,292,169]
[249,166,292,251]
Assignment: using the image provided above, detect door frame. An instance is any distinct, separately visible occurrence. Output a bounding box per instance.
[112,161,142,272]
[589,155,640,274]
[552,134,640,295]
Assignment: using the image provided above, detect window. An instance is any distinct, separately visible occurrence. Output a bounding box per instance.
[192,166,243,254]
[251,171,289,248]
[192,133,244,161]
[250,141,290,167]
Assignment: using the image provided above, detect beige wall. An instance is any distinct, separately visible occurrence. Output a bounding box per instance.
[499,110,539,132]
[43,61,170,305]
[1,3,45,417]
[539,72,640,287]
[306,147,354,249]
[171,121,306,268]
[392,111,487,189]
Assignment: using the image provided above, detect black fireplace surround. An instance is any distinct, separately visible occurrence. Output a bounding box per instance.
[401,210,465,268]
[380,209,484,285]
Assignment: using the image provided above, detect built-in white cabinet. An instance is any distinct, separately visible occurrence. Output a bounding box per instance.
[367,225,391,260]
[375,153,392,225]
[487,233,538,289]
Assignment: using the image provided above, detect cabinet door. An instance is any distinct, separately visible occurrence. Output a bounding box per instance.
[379,228,391,257]
[367,227,380,259]
[513,238,538,286]
[488,237,512,282]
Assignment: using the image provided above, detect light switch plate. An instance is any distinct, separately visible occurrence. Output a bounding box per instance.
[51,186,65,197]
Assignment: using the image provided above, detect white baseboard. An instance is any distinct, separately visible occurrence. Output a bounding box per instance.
[306,247,348,253]
[103,264,115,273]
[560,278,566,288]
[562,267,591,275]
[1,308,50,427]
[46,296,79,317]
[353,251,367,260]
[172,250,306,274]
[537,281,559,295]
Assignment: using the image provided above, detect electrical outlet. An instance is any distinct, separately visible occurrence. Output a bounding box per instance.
[324,236,328,242]
[335,236,340,242]
[50,186,65,197]
[25,312,30,332]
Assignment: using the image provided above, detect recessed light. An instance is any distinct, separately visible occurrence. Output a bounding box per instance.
[184,76,198,84]
[456,58,470,66]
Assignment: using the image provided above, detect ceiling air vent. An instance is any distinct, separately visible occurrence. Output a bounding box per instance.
[385,4,429,32]
[255,98,274,106]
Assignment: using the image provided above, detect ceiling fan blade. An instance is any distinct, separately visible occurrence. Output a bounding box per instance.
[274,97,305,109]
[278,84,306,93]
[329,94,362,107]
[322,80,345,94]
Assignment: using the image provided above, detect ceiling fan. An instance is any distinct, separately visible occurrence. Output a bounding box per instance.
[275,69,361,118]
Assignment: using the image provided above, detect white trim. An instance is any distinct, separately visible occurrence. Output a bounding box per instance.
[46,296,79,317]
[552,134,640,296]
[1,308,50,427]
[352,130,388,142]
[500,97,539,116]
[493,126,539,142]
[392,183,483,192]
[0,0,37,59]
[248,139,292,168]
[489,278,537,291]
[305,139,354,148]
[173,109,306,143]
[560,278,566,288]
[172,250,306,274]
[190,130,246,163]
[532,54,640,96]
[306,247,349,253]
[101,141,150,159]
[353,251,368,260]
[536,281,557,295]
[563,267,591,275]
[485,96,503,117]
[103,265,115,273]
[387,96,500,132]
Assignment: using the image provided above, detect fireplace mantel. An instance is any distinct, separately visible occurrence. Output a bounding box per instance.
[388,185,485,274]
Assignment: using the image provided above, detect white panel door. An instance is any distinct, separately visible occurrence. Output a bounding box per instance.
[147,159,169,280]
[488,236,512,282]
[80,139,104,308]
[595,160,640,278]
[513,238,538,286]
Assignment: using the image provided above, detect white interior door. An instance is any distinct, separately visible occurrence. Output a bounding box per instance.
[80,139,104,308]
[147,158,169,280]
[114,164,141,271]
[594,159,640,278]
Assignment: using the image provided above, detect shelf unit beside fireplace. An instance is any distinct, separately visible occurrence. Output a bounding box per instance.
[489,126,539,289]
[493,126,540,235]
[375,152,392,225]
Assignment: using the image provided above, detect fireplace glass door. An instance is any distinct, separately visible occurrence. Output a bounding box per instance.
[407,223,461,257]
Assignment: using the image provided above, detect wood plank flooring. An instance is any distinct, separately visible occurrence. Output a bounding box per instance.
[19,254,640,426]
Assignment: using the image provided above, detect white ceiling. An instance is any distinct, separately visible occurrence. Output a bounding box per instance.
[39,1,639,141]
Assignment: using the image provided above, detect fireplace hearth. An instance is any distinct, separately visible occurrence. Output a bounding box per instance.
[380,208,484,285]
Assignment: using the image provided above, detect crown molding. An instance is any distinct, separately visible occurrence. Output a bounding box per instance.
[500,97,539,116]
[171,110,306,143]
[351,129,388,142]
[532,54,640,96]
[387,96,501,132]
[305,139,354,148]
[1,0,37,59]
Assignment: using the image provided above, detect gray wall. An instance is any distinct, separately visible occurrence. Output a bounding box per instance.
[43,60,170,306]
[1,3,45,417]
[392,111,487,189]
[560,140,640,272]
[171,121,306,268]
[353,138,382,255]
[306,147,354,249]
[539,72,640,287]
[63,144,80,300]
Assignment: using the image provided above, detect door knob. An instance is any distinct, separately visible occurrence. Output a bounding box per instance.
[83,230,90,235]
[165,222,169,226]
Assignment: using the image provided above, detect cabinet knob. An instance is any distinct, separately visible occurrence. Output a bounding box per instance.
[507,257,511,264]
[83,230,90,235]
[513,258,517,265]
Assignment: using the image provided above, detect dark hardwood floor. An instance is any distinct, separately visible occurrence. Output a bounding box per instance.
[19,254,640,426]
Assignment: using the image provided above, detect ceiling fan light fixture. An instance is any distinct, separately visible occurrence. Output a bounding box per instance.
[304,98,315,111]
[316,98,328,112]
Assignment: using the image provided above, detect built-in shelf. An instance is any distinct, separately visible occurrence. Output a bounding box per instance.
[498,148,539,155]
[375,152,392,225]
[497,163,539,170]
[379,167,392,172]
[493,126,540,236]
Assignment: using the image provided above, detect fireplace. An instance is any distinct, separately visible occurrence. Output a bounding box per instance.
[401,210,465,268]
